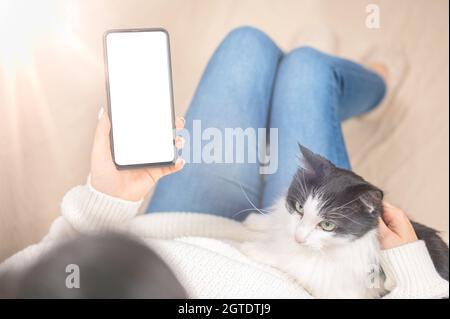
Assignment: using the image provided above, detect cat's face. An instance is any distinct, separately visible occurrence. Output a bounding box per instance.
[284,145,383,250]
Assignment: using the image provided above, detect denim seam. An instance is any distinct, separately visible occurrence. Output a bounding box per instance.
[329,65,351,170]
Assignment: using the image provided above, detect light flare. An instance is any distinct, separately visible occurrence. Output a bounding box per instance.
[0,0,81,174]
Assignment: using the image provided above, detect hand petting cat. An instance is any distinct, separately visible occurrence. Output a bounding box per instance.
[378,202,419,250]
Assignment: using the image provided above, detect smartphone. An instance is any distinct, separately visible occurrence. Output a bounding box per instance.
[103,28,177,168]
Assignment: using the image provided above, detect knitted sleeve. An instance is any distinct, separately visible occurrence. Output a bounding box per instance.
[380,240,449,298]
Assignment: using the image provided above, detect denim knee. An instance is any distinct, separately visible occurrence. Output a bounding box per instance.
[279,47,343,98]
[219,26,280,64]
[210,26,281,97]
[272,46,343,117]
[280,46,341,92]
[224,26,275,49]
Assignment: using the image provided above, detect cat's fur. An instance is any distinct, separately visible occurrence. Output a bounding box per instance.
[241,145,449,298]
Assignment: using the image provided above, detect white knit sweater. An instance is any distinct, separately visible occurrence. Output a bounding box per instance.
[1,182,448,299]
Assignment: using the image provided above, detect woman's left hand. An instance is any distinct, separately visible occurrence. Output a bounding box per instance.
[90,107,185,201]
[378,202,418,250]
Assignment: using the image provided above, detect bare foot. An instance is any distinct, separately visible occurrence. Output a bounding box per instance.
[369,62,389,83]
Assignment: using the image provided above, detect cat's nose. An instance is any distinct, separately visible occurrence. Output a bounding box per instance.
[295,227,310,244]
[295,233,307,244]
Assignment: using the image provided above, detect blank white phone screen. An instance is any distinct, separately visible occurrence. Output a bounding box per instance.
[106,30,175,166]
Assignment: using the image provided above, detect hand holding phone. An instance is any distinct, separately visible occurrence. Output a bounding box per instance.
[104,28,177,168]
[93,28,184,201]
[90,108,185,201]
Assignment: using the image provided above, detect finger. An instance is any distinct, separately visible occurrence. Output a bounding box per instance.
[381,203,394,224]
[383,201,393,209]
[381,202,404,227]
[149,158,185,181]
[168,158,185,174]
[174,136,185,149]
[92,107,112,160]
[160,165,174,177]
[383,201,402,211]
[175,116,185,130]
[382,202,413,239]
[144,169,162,185]
[378,217,392,238]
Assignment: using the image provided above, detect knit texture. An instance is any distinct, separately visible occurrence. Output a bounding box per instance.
[1,183,448,299]
[380,241,449,298]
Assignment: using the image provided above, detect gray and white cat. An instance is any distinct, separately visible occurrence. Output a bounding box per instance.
[241,145,449,298]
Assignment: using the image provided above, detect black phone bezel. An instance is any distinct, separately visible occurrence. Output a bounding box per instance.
[103,28,178,169]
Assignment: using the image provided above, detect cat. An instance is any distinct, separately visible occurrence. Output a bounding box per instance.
[241,145,449,298]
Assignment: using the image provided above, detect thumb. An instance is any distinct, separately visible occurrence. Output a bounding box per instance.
[158,158,185,177]
[91,107,112,162]
[167,158,185,174]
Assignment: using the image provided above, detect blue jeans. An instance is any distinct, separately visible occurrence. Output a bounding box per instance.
[147,26,386,219]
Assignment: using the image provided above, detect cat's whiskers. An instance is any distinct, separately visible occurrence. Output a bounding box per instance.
[300,168,310,197]
[287,192,306,204]
[294,172,308,199]
[327,205,359,216]
[326,211,366,226]
[313,186,335,212]
[232,207,273,218]
[327,197,361,214]
[287,194,303,203]
[237,182,270,217]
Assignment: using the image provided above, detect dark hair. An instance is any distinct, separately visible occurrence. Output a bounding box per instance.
[1,232,187,298]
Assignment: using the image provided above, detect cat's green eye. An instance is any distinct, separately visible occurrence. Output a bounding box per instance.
[295,201,304,216]
[319,220,336,232]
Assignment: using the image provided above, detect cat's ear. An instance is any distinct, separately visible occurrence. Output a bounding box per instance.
[359,188,384,215]
[345,182,383,215]
[298,144,335,176]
